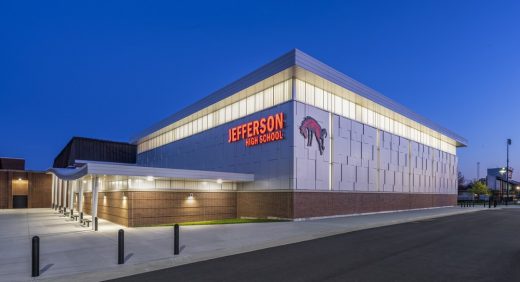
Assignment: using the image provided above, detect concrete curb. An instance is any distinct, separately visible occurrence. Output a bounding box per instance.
[36,207,486,282]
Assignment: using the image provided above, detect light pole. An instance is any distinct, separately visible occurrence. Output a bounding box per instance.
[499,167,506,203]
[506,139,512,206]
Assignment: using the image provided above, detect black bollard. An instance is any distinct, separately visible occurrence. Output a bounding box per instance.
[494,200,497,208]
[32,236,40,277]
[118,229,124,264]
[174,224,180,255]
[71,210,74,218]
[488,199,491,208]
[80,212,83,221]
[94,217,98,231]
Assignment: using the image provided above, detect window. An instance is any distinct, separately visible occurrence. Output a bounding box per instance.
[315,87,324,109]
[290,79,457,155]
[264,87,274,108]
[246,95,255,115]
[137,80,292,153]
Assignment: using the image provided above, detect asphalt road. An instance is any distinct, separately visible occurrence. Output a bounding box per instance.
[111,209,520,282]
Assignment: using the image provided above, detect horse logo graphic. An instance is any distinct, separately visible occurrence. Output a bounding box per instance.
[299,116,327,155]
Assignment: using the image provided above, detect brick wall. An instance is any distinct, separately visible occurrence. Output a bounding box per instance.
[128,191,236,227]
[28,173,52,208]
[0,171,51,209]
[81,191,236,227]
[79,190,455,226]
[83,192,92,214]
[97,192,129,226]
[237,191,293,219]
[0,172,8,209]
[292,192,457,219]
[236,191,456,219]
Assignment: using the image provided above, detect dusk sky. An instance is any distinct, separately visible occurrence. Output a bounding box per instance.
[1,1,519,181]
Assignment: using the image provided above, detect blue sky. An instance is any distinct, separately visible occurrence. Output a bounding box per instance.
[1,1,519,181]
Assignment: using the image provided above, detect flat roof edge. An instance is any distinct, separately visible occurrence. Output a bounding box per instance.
[132,48,467,146]
[131,49,298,143]
[292,50,467,146]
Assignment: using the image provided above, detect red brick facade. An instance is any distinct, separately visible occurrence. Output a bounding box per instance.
[237,191,456,219]
[78,190,456,227]
[0,171,51,209]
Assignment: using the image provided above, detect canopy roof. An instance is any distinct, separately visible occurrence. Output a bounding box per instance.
[47,160,254,183]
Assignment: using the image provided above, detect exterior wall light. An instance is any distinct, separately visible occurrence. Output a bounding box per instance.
[217,179,223,184]
[187,193,194,200]
[18,178,23,181]
[146,176,154,181]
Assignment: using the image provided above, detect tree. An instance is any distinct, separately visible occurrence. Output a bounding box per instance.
[458,171,466,189]
[469,181,490,198]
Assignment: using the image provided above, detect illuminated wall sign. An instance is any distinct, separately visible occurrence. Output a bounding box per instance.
[299,116,327,155]
[228,112,285,147]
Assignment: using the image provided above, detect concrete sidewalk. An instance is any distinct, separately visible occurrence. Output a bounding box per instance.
[0,206,489,282]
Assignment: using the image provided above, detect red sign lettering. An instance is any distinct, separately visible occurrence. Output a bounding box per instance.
[228,112,285,147]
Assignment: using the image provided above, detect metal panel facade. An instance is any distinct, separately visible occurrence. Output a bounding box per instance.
[293,101,457,194]
[137,100,457,194]
[137,102,295,191]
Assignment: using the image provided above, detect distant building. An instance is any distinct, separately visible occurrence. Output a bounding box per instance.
[486,168,519,202]
[0,158,51,209]
[53,137,137,168]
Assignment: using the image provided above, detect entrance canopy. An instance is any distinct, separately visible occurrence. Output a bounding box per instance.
[47,160,254,183]
[47,161,255,230]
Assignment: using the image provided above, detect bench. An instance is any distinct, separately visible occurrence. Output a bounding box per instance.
[72,215,79,221]
[82,219,92,227]
[64,212,70,217]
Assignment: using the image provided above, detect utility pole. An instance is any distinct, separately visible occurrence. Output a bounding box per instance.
[506,139,512,206]
[477,162,480,180]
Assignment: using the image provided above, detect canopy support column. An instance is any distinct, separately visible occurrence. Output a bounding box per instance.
[51,175,56,209]
[78,180,83,213]
[65,180,70,210]
[58,179,63,209]
[91,176,99,231]
[69,180,75,213]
